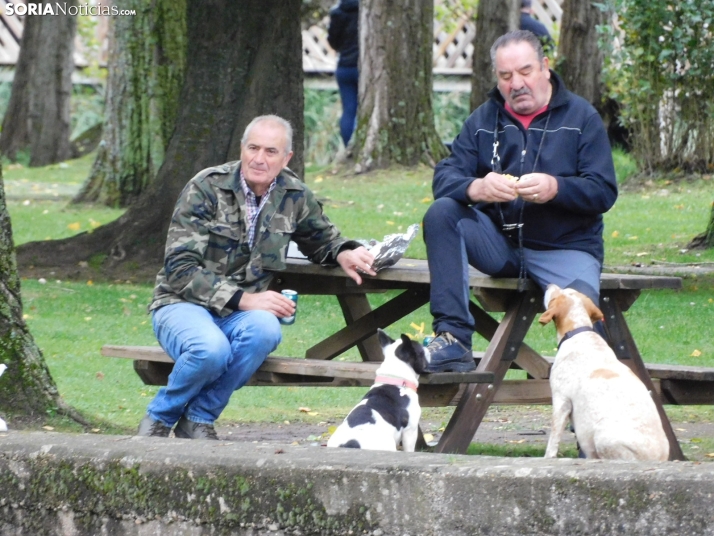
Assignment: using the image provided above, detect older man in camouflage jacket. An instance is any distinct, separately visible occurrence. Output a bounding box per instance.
[138,115,376,440]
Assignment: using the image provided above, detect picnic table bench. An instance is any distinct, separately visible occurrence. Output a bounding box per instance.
[103,257,707,461]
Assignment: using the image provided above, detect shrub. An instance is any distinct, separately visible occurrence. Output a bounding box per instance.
[600,0,714,174]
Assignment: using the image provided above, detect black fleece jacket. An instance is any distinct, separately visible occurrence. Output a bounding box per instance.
[327,0,359,68]
[433,71,618,263]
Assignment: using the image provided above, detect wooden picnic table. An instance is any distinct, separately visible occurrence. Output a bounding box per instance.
[104,257,701,461]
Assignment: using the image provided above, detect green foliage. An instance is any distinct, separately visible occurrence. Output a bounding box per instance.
[304,88,342,167]
[599,0,714,173]
[612,146,639,183]
[434,0,478,32]
[70,85,104,141]
[433,90,471,143]
[304,87,472,165]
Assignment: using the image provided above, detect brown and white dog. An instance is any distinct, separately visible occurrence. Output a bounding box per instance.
[539,284,669,461]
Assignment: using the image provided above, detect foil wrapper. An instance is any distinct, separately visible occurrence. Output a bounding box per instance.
[366,223,420,272]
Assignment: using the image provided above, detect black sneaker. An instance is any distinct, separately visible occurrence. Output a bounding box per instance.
[174,416,219,440]
[136,415,171,437]
[425,332,475,373]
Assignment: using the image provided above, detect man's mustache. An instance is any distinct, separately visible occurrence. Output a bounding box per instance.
[511,88,531,98]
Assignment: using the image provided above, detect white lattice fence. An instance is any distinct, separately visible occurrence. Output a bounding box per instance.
[0,0,562,74]
[304,0,562,75]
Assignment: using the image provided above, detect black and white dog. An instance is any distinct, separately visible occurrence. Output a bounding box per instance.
[327,330,430,451]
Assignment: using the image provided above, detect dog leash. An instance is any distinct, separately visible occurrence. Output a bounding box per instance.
[557,326,597,350]
[493,109,552,292]
[374,375,418,391]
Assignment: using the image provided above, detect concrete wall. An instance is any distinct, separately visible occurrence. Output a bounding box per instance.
[1,431,712,536]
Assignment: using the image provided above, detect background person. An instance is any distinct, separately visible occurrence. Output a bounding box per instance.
[138,115,376,439]
[422,30,617,373]
[520,0,555,54]
[327,0,359,150]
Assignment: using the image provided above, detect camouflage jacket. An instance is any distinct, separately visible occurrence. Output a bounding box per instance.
[149,161,359,316]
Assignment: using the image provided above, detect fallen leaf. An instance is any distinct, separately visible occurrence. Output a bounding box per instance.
[705,453,714,458]
[507,439,526,444]
[691,349,702,357]
[298,406,311,413]
[42,426,54,431]
[314,177,323,183]
[420,197,432,203]
[91,428,101,433]
[95,371,105,380]
[410,322,425,333]
[675,428,687,432]
[628,236,638,240]
[386,220,395,225]
[307,412,319,416]
[423,433,434,442]
[86,280,94,286]
[67,222,81,231]
[611,230,619,238]
[328,425,337,434]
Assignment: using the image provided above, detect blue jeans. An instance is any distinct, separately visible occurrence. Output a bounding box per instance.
[335,65,359,146]
[147,302,282,426]
[423,197,602,345]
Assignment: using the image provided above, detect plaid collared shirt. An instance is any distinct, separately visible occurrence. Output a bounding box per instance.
[239,170,277,249]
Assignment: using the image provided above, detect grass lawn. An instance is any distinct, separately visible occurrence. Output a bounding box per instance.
[3,153,714,449]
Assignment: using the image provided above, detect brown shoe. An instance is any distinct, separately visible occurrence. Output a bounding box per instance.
[136,415,171,437]
[174,416,219,440]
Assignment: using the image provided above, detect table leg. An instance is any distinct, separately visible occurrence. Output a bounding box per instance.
[305,288,430,361]
[337,295,383,362]
[599,290,685,461]
[469,302,551,379]
[434,292,541,454]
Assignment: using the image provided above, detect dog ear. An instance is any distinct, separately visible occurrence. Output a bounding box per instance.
[399,334,429,373]
[539,295,565,325]
[377,329,394,348]
[582,295,605,322]
[538,309,555,325]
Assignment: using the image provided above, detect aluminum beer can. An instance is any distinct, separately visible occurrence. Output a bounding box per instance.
[280,289,298,325]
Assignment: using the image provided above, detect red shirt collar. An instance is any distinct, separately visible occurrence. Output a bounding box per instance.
[505,102,548,129]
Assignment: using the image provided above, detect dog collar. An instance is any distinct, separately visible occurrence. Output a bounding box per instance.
[557,326,596,350]
[375,375,418,391]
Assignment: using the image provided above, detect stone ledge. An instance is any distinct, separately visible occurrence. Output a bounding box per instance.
[1,431,713,536]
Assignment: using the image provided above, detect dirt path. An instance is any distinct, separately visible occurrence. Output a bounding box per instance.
[214,406,714,462]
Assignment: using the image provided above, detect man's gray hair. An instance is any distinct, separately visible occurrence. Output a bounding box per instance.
[490,30,545,71]
[241,114,293,154]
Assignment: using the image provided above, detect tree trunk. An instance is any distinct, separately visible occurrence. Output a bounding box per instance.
[558,0,605,107]
[17,0,304,282]
[0,0,77,167]
[688,202,714,250]
[470,0,519,111]
[72,0,187,207]
[0,164,87,425]
[354,0,447,172]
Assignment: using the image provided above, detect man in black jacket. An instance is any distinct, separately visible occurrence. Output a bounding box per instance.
[327,0,359,148]
[423,30,618,372]
[520,0,554,53]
